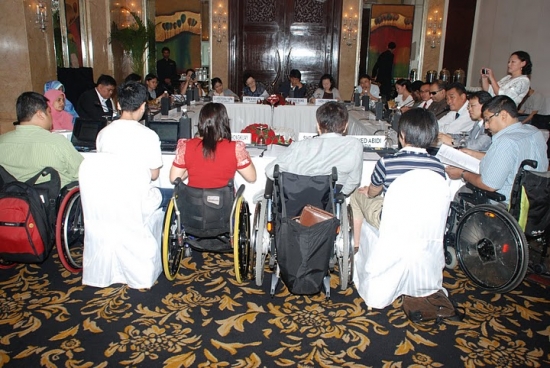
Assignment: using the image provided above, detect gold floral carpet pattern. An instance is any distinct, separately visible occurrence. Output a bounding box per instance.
[1,251,549,367]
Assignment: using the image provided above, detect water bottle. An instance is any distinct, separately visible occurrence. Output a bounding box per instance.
[160,91,170,115]
[361,95,369,111]
[178,108,192,139]
[353,86,361,107]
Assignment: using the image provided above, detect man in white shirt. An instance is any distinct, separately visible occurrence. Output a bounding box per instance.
[438,83,474,134]
[356,74,380,102]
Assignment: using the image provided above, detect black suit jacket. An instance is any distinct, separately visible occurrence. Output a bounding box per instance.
[76,89,110,121]
[372,50,394,92]
[428,100,450,120]
[278,81,307,98]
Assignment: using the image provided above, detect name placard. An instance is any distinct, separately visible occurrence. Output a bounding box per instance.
[349,135,386,148]
[298,132,318,141]
[213,96,235,104]
[231,132,252,144]
[286,98,308,105]
[315,98,337,106]
[242,96,264,104]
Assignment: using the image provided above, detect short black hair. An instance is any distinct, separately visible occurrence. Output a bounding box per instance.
[124,73,142,83]
[16,92,48,123]
[97,74,117,87]
[318,74,336,90]
[243,72,254,85]
[145,73,158,82]
[211,77,222,88]
[481,95,519,119]
[162,47,170,53]
[117,81,147,112]
[445,82,467,95]
[411,80,424,92]
[388,42,396,49]
[512,51,532,75]
[398,109,439,148]
[358,74,372,83]
[316,101,348,134]
[469,91,492,105]
[289,69,301,80]
[431,80,447,90]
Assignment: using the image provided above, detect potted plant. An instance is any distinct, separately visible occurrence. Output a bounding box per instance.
[110,8,155,77]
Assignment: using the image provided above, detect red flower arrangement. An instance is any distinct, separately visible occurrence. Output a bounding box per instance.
[241,123,293,145]
[257,94,287,107]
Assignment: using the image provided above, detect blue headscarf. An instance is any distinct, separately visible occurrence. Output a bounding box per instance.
[44,80,79,122]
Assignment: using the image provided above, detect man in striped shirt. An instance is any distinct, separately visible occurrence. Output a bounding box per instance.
[350,109,445,249]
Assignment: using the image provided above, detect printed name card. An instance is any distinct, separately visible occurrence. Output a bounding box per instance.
[213,96,235,104]
[315,98,337,106]
[349,135,386,148]
[286,98,308,105]
[242,96,264,104]
[298,132,318,141]
[231,132,252,144]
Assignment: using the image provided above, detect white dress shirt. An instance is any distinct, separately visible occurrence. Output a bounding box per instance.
[438,101,474,134]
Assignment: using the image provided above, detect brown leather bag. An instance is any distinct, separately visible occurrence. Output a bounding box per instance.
[402,290,460,323]
[298,205,334,227]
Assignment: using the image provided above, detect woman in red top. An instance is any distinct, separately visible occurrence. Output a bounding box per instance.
[169,103,256,187]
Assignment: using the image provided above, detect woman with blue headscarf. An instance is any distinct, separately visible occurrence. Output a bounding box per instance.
[44,81,79,122]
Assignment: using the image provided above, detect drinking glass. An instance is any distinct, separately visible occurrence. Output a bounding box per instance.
[256,126,266,145]
[458,131,469,148]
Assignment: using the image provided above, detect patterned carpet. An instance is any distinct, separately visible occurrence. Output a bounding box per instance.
[0,250,549,367]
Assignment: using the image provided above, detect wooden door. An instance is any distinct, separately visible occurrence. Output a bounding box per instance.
[229,0,342,96]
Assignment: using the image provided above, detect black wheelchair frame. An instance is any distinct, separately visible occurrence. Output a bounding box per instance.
[444,159,549,293]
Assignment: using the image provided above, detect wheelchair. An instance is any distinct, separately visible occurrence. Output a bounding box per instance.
[444,160,550,293]
[161,178,252,283]
[251,165,354,298]
[0,166,83,273]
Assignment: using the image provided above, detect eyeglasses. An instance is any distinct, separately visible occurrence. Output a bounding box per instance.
[467,104,479,110]
[430,89,442,96]
[484,112,499,123]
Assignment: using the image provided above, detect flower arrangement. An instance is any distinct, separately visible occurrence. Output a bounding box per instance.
[257,94,287,107]
[241,123,292,145]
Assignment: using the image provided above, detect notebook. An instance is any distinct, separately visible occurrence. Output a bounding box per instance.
[71,118,107,152]
[148,121,179,152]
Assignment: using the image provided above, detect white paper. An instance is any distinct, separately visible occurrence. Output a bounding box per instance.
[315,98,337,106]
[348,135,386,148]
[213,96,235,104]
[435,144,480,174]
[363,152,381,161]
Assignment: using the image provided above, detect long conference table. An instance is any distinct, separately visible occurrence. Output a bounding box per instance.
[156,102,396,141]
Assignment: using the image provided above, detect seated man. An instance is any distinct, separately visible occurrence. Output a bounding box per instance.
[279,69,306,98]
[417,82,433,109]
[427,80,450,119]
[446,95,548,203]
[439,91,492,151]
[354,74,380,102]
[265,101,363,197]
[350,109,446,247]
[80,81,164,289]
[438,82,475,134]
[76,74,117,121]
[0,92,83,188]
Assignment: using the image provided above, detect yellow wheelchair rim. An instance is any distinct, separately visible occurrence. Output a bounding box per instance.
[162,198,178,281]
[233,195,244,283]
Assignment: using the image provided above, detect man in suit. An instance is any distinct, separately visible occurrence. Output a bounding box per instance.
[439,91,492,151]
[438,83,475,134]
[372,42,396,101]
[76,74,117,121]
[156,47,178,94]
[428,80,450,119]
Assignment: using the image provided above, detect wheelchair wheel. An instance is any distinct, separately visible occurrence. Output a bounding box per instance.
[55,187,84,273]
[252,200,269,286]
[231,191,250,283]
[445,246,458,269]
[456,204,529,293]
[338,204,354,290]
[162,198,184,281]
[0,258,16,269]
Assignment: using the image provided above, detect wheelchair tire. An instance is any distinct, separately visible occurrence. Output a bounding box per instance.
[55,187,84,273]
[456,204,529,293]
[252,201,267,287]
[231,194,250,283]
[445,247,458,269]
[162,198,184,281]
[338,204,354,291]
[0,258,16,269]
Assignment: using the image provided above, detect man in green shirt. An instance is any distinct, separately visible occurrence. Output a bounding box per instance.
[0,92,83,187]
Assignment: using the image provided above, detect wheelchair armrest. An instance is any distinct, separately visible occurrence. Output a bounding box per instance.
[235,184,245,198]
[521,159,538,170]
[264,179,274,199]
[464,182,506,203]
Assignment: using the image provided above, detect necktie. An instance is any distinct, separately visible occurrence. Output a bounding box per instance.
[423,102,428,109]
[105,99,113,114]
[455,112,460,120]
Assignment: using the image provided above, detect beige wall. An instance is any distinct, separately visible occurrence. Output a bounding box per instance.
[211,0,229,84]
[338,0,362,100]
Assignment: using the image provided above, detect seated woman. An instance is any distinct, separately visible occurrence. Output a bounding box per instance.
[44,80,78,121]
[310,74,342,103]
[44,89,74,131]
[242,72,269,98]
[170,102,257,187]
[394,79,414,109]
[481,50,531,106]
[180,69,204,97]
[208,77,239,100]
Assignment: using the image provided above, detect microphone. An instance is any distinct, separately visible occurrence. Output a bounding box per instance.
[94,101,115,113]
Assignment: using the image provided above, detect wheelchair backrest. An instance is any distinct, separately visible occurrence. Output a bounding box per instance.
[511,169,550,234]
[176,182,234,237]
[274,172,334,218]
